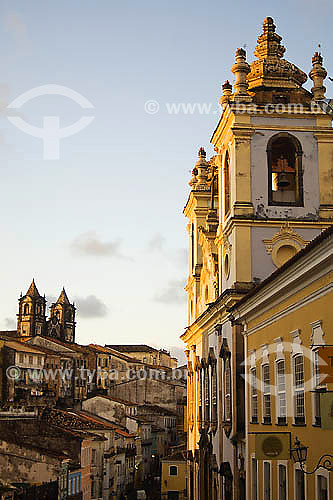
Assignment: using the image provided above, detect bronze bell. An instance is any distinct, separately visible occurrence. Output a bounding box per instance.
[277,172,290,188]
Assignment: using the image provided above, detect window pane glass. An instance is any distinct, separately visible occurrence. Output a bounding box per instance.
[278,465,287,500]
[264,462,271,500]
[252,459,257,500]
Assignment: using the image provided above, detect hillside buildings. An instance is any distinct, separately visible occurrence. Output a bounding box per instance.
[0,281,186,500]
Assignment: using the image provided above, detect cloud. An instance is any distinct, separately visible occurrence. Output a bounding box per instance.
[74,295,108,318]
[4,12,26,39]
[147,233,187,268]
[71,231,129,259]
[153,279,186,305]
[147,234,166,252]
[4,317,16,329]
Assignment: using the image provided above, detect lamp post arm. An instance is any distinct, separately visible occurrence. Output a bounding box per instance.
[299,454,333,475]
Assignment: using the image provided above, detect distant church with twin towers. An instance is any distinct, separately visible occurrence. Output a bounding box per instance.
[16,279,76,343]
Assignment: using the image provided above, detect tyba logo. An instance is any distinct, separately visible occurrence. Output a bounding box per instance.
[7,84,95,160]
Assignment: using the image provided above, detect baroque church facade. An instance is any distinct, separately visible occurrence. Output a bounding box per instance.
[181,17,333,500]
[17,279,76,343]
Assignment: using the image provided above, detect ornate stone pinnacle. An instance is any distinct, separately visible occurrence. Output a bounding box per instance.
[247,17,307,91]
[222,80,232,92]
[189,167,198,187]
[231,48,252,102]
[198,147,206,158]
[194,148,210,190]
[220,80,233,106]
[309,51,327,101]
[254,17,285,61]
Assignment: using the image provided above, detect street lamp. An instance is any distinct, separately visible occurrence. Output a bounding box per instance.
[291,437,333,474]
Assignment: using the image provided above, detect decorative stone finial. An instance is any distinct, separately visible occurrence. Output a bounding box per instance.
[247,17,307,91]
[219,80,233,107]
[192,148,210,190]
[189,166,198,187]
[231,48,252,102]
[198,147,206,158]
[255,17,285,61]
[309,52,327,101]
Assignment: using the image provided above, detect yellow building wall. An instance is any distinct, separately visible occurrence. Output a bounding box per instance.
[246,272,333,499]
[161,461,187,498]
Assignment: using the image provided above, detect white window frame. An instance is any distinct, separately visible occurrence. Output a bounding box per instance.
[263,461,272,500]
[294,464,307,500]
[276,359,287,422]
[277,460,288,500]
[262,363,271,423]
[251,454,258,500]
[250,367,258,423]
[169,465,178,477]
[293,354,305,424]
[315,469,330,500]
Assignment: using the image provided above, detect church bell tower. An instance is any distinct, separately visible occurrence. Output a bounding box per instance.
[48,288,76,342]
[17,280,46,337]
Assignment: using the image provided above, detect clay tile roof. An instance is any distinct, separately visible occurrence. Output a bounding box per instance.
[139,404,177,416]
[106,344,159,353]
[4,340,47,355]
[115,429,136,438]
[88,395,137,406]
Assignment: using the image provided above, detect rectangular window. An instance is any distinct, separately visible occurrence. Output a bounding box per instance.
[277,360,286,424]
[252,458,258,500]
[317,474,328,500]
[198,369,202,426]
[262,364,271,423]
[251,368,258,423]
[211,364,217,423]
[278,464,287,500]
[295,469,305,500]
[205,367,210,422]
[313,350,321,426]
[169,465,178,476]
[264,462,271,500]
[28,355,33,365]
[19,353,24,363]
[294,355,305,424]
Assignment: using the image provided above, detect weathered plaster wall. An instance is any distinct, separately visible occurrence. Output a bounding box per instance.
[250,117,320,219]
[0,440,60,483]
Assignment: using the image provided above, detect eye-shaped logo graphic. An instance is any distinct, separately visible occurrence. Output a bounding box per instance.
[7,84,95,160]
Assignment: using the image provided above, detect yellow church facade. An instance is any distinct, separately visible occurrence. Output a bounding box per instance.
[181,16,333,500]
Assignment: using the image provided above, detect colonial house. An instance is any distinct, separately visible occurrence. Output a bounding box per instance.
[231,226,333,499]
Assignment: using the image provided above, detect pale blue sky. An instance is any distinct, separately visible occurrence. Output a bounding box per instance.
[0,0,332,364]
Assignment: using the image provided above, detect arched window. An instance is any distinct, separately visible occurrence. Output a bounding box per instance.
[23,304,29,315]
[267,133,303,206]
[224,151,231,216]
